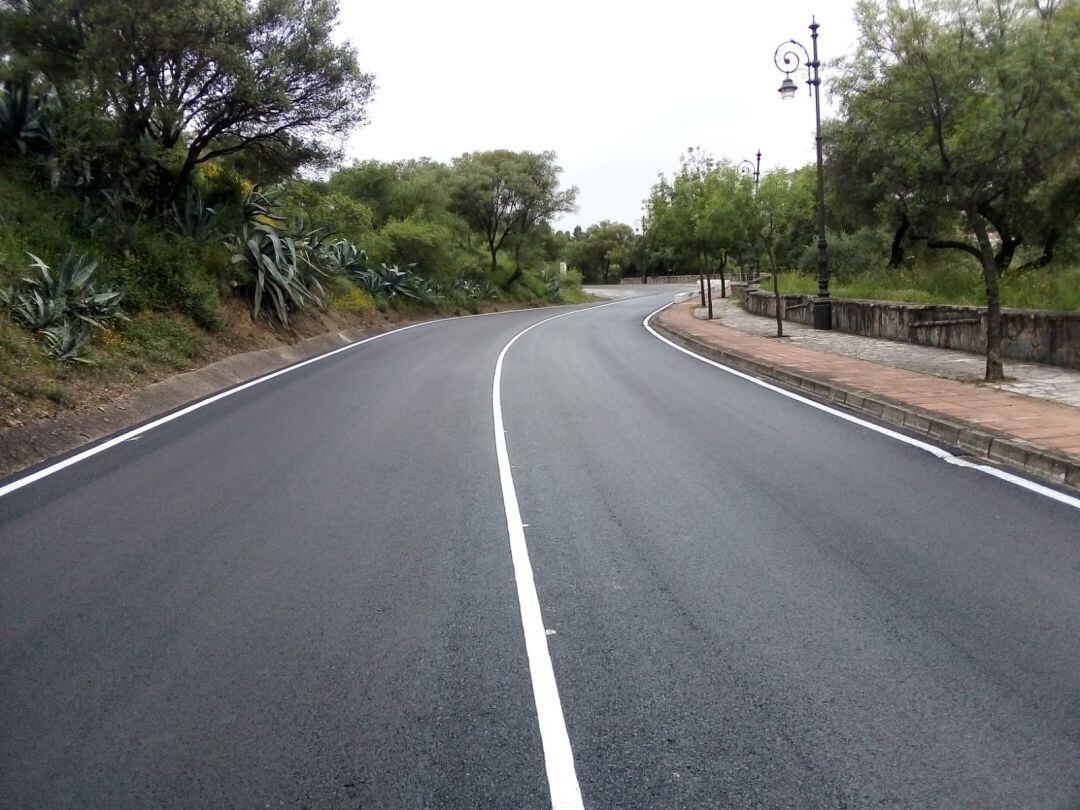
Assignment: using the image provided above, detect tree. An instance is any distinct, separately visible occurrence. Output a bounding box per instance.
[2,0,373,206]
[642,150,758,305]
[569,221,636,283]
[508,151,577,279]
[835,0,1080,379]
[753,169,815,337]
[696,162,757,301]
[448,150,576,281]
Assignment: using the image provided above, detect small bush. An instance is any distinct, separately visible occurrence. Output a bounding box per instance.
[327,278,376,314]
[121,314,197,367]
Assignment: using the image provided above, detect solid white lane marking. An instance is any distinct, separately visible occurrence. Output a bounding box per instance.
[493,300,626,810]
[643,303,1080,511]
[0,304,590,500]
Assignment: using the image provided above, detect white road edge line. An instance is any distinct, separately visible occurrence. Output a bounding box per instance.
[0,303,582,500]
[493,299,626,810]
[643,302,1080,511]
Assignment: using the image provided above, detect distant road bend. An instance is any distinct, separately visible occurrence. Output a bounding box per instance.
[2,289,1078,807]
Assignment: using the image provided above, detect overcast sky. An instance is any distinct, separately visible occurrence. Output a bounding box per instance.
[337,0,862,232]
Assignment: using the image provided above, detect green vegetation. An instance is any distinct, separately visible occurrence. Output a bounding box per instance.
[0,0,585,416]
[638,0,1080,381]
[775,263,1080,313]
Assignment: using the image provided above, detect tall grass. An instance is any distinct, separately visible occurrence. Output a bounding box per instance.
[774,261,1080,311]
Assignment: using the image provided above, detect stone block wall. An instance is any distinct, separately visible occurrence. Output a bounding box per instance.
[744,291,1080,369]
[620,274,702,284]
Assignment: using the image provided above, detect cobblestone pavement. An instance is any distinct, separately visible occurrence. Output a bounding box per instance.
[697,298,1080,409]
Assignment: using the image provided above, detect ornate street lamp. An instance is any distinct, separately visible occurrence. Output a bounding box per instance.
[774,18,831,330]
[737,150,762,190]
[737,151,762,285]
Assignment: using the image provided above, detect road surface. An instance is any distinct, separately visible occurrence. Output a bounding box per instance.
[2,290,1078,807]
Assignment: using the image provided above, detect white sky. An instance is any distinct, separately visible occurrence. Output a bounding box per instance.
[337,0,861,232]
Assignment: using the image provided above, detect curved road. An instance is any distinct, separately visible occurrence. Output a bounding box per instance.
[2,291,1078,807]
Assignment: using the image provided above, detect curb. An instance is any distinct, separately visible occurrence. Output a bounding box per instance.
[652,317,1080,494]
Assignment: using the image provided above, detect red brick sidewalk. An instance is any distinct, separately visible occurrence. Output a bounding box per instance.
[655,302,1080,489]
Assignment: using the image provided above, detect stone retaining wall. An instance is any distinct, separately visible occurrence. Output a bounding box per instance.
[620,274,701,284]
[743,291,1080,369]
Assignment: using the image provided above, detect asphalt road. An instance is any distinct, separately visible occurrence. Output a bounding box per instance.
[2,291,1078,808]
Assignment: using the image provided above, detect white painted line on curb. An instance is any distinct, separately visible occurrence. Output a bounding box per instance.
[644,303,1080,511]
[492,298,624,810]
[0,304,583,500]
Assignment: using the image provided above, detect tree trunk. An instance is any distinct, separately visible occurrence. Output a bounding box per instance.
[889,215,910,268]
[967,205,1004,381]
[765,244,782,338]
[698,272,705,308]
[718,255,727,299]
[706,271,713,319]
[772,270,783,338]
[1016,232,1058,272]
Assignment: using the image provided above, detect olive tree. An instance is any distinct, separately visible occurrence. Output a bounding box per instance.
[835,0,1080,379]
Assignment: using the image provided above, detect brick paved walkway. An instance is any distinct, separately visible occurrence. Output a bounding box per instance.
[702,297,1080,408]
[658,301,1080,462]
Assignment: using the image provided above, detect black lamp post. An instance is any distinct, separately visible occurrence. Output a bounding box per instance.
[775,18,831,330]
[737,151,762,285]
[737,150,762,190]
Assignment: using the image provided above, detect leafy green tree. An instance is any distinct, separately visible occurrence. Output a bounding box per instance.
[507,150,577,279]
[569,221,636,283]
[753,169,815,337]
[642,150,758,299]
[835,0,1080,379]
[696,162,757,298]
[2,0,373,206]
[448,150,576,281]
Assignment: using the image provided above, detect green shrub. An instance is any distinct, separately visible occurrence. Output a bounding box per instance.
[327,276,376,314]
[379,216,454,275]
[120,314,197,367]
[121,226,224,329]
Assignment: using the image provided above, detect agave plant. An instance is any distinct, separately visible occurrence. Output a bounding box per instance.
[243,185,286,226]
[173,186,219,240]
[353,263,422,300]
[228,221,323,326]
[538,270,562,297]
[2,251,125,361]
[0,76,55,154]
[452,276,481,300]
[10,288,66,330]
[323,239,368,275]
[288,217,336,292]
[23,251,97,299]
[40,321,93,362]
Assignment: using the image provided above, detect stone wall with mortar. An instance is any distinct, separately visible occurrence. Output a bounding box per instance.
[620,274,702,284]
[743,291,1080,369]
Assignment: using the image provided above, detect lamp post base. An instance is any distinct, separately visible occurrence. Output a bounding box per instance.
[812,296,832,330]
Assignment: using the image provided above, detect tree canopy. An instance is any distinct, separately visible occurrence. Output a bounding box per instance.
[448,149,577,277]
[833,0,1080,378]
[1,0,373,205]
